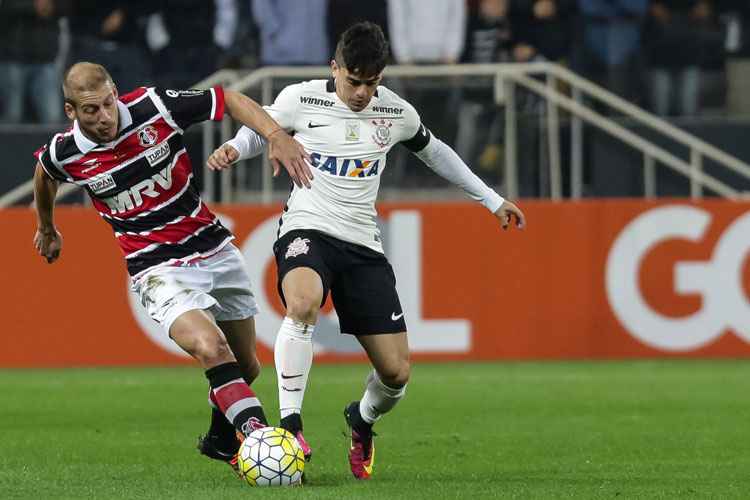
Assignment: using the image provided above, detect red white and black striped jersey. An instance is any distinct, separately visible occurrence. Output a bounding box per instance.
[34,86,232,278]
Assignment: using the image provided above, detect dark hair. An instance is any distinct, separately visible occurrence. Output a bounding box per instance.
[335,22,389,78]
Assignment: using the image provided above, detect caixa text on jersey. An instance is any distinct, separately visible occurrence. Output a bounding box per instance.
[309,152,380,178]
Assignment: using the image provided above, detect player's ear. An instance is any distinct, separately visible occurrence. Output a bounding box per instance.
[330,59,339,76]
[64,102,76,121]
[112,85,119,99]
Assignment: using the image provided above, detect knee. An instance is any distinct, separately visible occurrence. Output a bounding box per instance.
[190,332,234,367]
[378,360,410,388]
[285,292,321,325]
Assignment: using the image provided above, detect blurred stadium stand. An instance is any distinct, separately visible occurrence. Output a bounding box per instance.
[2,0,750,204]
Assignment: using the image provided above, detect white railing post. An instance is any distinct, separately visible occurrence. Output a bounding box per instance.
[644,154,656,198]
[546,75,562,200]
[504,79,518,200]
[261,76,274,205]
[571,88,583,199]
[690,149,703,199]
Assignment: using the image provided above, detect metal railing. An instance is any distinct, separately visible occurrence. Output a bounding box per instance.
[204,62,750,203]
[3,62,749,208]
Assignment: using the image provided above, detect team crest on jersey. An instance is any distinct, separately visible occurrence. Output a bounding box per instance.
[345,120,360,141]
[371,119,392,147]
[285,237,311,259]
[137,125,158,147]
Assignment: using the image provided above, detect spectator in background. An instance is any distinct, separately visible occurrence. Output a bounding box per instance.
[510,0,576,64]
[67,1,154,92]
[0,0,69,123]
[251,0,329,66]
[645,0,717,117]
[387,0,466,163]
[719,0,750,114]
[456,0,511,178]
[388,0,466,64]
[327,0,389,56]
[575,0,648,104]
[148,0,239,89]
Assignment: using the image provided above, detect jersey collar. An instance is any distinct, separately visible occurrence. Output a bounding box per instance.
[72,100,133,153]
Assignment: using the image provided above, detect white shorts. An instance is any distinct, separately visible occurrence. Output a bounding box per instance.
[132,244,259,333]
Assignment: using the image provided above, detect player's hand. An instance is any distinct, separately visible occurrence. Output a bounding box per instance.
[207,144,240,171]
[33,227,63,264]
[267,130,313,189]
[493,200,526,231]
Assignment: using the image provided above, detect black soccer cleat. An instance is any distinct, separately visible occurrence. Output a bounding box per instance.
[197,432,242,472]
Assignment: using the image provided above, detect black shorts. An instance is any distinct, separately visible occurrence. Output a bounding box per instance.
[273,229,407,335]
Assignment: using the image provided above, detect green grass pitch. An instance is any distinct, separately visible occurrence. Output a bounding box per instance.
[1,361,749,499]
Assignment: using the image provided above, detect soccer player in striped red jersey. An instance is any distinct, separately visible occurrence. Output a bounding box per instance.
[31,62,313,472]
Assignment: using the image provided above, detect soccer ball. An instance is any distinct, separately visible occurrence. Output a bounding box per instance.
[237,427,305,486]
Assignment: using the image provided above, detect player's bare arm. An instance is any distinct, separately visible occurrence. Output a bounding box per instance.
[223,90,313,188]
[32,162,63,264]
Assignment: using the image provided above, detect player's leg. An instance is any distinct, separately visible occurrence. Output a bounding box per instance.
[341,332,409,480]
[355,332,410,424]
[330,248,408,479]
[169,310,268,437]
[272,231,333,460]
[273,267,322,459]
[194,244,268,463]
[195,316,262,463]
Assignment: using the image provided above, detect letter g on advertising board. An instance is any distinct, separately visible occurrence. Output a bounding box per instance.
[606,205,750,351]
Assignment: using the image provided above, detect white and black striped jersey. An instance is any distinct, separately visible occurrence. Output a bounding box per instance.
[34,86,232,278]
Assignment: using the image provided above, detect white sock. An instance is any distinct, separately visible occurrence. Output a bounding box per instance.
[359,370,407,424]
[274,317,314,419]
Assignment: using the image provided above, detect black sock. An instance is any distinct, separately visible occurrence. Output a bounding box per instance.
[348,401,372,433]
[207,405,239,448]
[280,413,303,434]
[206,362,268,437]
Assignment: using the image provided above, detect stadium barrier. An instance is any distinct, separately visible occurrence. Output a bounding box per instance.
[3,200,750,367]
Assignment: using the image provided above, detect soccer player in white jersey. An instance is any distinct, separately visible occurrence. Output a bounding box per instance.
[207,22,525,479]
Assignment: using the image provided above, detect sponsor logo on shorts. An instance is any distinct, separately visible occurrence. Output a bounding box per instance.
[285,237,311,259]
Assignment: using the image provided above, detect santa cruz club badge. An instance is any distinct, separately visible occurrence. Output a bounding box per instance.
[137,125,158,147]
[371,119,392,147]
[285,237,311,259]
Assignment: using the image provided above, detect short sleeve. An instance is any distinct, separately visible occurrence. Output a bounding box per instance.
[399,101,431,153]
[153,86,225,129]
[262,85,299,131]
[33,139,69,182]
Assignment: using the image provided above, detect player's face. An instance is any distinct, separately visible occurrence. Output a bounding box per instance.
[331,61,382,112]
[65,84,120,143]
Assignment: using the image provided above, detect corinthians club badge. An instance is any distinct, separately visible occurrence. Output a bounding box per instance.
[371,119,392,147]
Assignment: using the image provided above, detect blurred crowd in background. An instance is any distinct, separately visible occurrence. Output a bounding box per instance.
[1,0,749,124]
